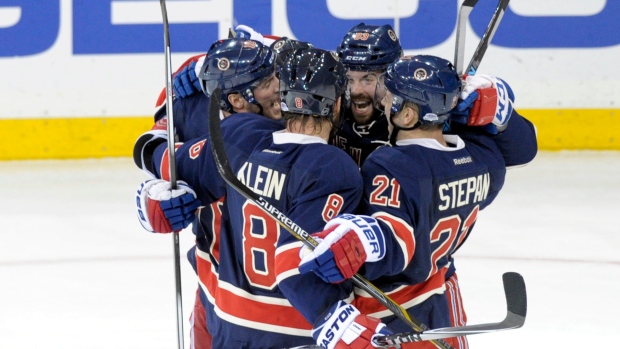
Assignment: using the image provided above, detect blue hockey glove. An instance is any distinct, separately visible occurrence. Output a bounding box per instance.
[452,74,515,134]
[313,300,392,349]
[136,179,200,233]
[299,214,385,283]
[172,60,202,99]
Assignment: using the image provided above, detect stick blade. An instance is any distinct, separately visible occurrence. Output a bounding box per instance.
[502,272,527,326]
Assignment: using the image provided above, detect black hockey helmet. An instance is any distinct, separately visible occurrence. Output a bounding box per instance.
[270,37,314,68]
[199,38,276,112]
[279,48,347,121]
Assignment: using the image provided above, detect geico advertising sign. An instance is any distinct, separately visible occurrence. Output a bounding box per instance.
[1,0,618,117]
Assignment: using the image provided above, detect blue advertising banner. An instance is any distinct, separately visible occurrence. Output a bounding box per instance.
[2,0,619,57]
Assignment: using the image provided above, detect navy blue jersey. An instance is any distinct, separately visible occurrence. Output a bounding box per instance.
[153,111,283,250]
[153,94,229,297]
[154,93,212,142]
[352,112,537,333]
[154,93,216,270]
[332,108,390,167]
[152,116,363,348]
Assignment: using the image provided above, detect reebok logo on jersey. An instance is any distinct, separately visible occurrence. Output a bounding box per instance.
[453,156,472,165]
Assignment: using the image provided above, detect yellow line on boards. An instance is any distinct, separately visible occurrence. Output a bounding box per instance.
[0,117,153,160]
[0,110,618,160]
[523,109,618,151]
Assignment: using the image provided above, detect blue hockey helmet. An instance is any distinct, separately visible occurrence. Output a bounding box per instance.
[336,23,403,71]
[199,38,276,112]
[383,55,462,125]
[279,48,347,121]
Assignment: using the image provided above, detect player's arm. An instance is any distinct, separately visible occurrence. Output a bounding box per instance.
[133,133,228,233]
[155,54,206,108]
[449,74,537,167]
[274,160,396,349]
[488,109,538,167]
[276,160,363,319]
[451,74,515,133]
[297,155,415,283]
[136,178,200,233]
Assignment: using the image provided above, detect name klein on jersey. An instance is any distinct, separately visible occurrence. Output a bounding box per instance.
[438,173,490,211]
[237,162,286,200]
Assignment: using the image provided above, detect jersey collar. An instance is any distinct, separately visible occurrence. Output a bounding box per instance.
[395,134,465,151]
[272,130,328,145]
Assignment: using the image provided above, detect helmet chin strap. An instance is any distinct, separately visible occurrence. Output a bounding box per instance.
[389,114,421,145]
[327,100,346,143]
[255,102,264,116]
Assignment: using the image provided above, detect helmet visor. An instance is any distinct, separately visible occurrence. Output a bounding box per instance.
[373,74,387,112]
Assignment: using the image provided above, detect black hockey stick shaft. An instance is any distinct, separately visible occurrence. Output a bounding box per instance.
[372,272,527,347]
[206,87,453,349]
[159,1,184,349]
[454,0,479,76]
[465,0,510,76]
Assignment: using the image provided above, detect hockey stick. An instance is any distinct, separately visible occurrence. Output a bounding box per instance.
[159,1,185,349]
[372,271,527,347]
[206,87,453,349]
[464,0,510,76]
[454,0,479,76]
[287,272,527,349]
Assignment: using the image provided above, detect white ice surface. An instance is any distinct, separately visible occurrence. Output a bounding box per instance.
[1,152,619,348]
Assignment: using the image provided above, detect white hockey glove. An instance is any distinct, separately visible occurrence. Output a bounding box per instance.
[234,24,277,46]
[453,74,515,134]
[235,24,265,43]
[313,300,392,349]
[299,214,385,283]
[136,179,200,233]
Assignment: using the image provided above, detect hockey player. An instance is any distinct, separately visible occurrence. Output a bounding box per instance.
[299,55,538,349]
[135,37,282,349]
[136,47,395,348]
[334,22,481,348]
[333,23,403,166]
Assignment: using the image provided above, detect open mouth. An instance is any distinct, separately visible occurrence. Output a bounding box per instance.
[352,100,372,114]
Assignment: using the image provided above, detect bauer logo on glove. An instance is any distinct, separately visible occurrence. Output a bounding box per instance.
[452,74,515,133]
[299,214,385,283]
[136,179,201,233]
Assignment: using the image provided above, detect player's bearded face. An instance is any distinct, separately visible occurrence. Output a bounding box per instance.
[347,70,381,124]
[254,73,282,120]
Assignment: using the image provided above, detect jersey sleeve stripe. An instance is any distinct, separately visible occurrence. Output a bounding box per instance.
[352,269,446,319]
[274,241,304,283]
[195,246,312,335]
[373,212,416,270]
